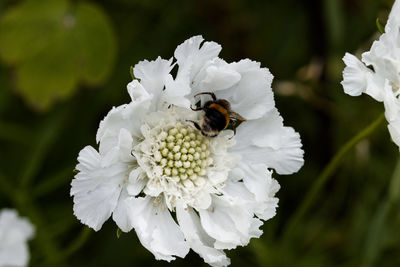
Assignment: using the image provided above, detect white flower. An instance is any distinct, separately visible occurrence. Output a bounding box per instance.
[0,209,35,267]
[341,0,400,148]
[71,35,304,266]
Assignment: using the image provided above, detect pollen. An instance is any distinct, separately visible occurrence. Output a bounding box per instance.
[154,123,212,188]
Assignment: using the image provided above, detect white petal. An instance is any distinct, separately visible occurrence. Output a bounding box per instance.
[219,179,255,204]
[383,80,400,122]
[0,209,34,267]
[199,62,242,91]
[163,74,192,108]
[215,59,275,120]
[129,197,189,261]
[389,125,400,149]
[96,81,152,153]
[220,179,279,221]
[386,0,400,32]
[191,190,212,210]
[175,35,222,81]
[117,128,134,162]
[365,71,385,102]
[112,189,134,233]
[361,47,395,102]
[126,168,147,196]
[255,178,280,220]
[176,204,230,267]
[127,79,153,102]
[199,196,262,249]
[230,108,304,175]
[71,146,126,231]
[230,162,274,202]
[133,57,173,96]
[341,53,371,97]
[0,243,29,267]
[388,118,400,149]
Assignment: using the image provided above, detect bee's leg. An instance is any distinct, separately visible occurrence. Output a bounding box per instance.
[190,105,203,111]
[228,120,237,140]
[187,120,202,131]
[194,92,216,101]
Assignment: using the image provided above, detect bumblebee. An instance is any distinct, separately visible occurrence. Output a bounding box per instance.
[189,92,246,137]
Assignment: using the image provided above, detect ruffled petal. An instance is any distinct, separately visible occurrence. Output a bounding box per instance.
[230,162,273,202]
[386,0,400,32]
[96,81,153,153]
[194,59,275,120]
[112,189,134,233]
[126,168,147,196]
[222,176,280,221]
[174,35,222,82]
[133,57,173,96]
[341,53,371,97]
[383,80,400,122]
[196,59,242,92]
[388,119,400,149]
[230,108,304,175]
[71,146,127,231]
[129,197,189,261]
[199,195,262,249]
[176,203,230,267]
[163,74,192,108]
[216,59,275,120]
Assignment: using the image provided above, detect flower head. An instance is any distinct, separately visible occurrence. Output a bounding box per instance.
[341,0,400,148]
[71,36,304,266]
[0,209,35,267]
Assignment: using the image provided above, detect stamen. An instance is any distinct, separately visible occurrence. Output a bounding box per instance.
[153,125,213,186]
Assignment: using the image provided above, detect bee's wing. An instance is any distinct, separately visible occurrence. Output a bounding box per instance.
[229,111,246,121]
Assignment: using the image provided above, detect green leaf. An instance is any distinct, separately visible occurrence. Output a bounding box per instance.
[116,228,122,239]
[0,0,117,110]
[130,65,134,80]
[376,18,385,34]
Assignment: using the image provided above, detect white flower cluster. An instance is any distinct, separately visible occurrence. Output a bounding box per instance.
[342,0,400,148]
[0,209,34,267]
[71,36,304,266]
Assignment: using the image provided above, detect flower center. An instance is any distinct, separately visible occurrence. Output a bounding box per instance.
[133,107,235,210]
[153,123,213,189]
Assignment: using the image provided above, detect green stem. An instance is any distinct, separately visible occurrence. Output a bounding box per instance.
[361,156,400,267]
[282,113,385,240]
[58,227,92,260]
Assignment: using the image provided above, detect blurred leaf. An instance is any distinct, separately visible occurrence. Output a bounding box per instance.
[0,0,116,110]
[361,201,389,267]
[73,2,117,85]
[0,0,67,64]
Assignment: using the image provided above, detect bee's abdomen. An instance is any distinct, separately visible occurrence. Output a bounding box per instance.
[204,105,229,131]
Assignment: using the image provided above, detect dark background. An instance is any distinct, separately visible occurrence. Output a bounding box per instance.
[0,0,399,266]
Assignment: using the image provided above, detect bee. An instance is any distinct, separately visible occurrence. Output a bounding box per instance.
[189,92,246,137]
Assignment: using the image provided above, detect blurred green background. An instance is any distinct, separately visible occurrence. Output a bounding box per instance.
[1,0,400,266]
